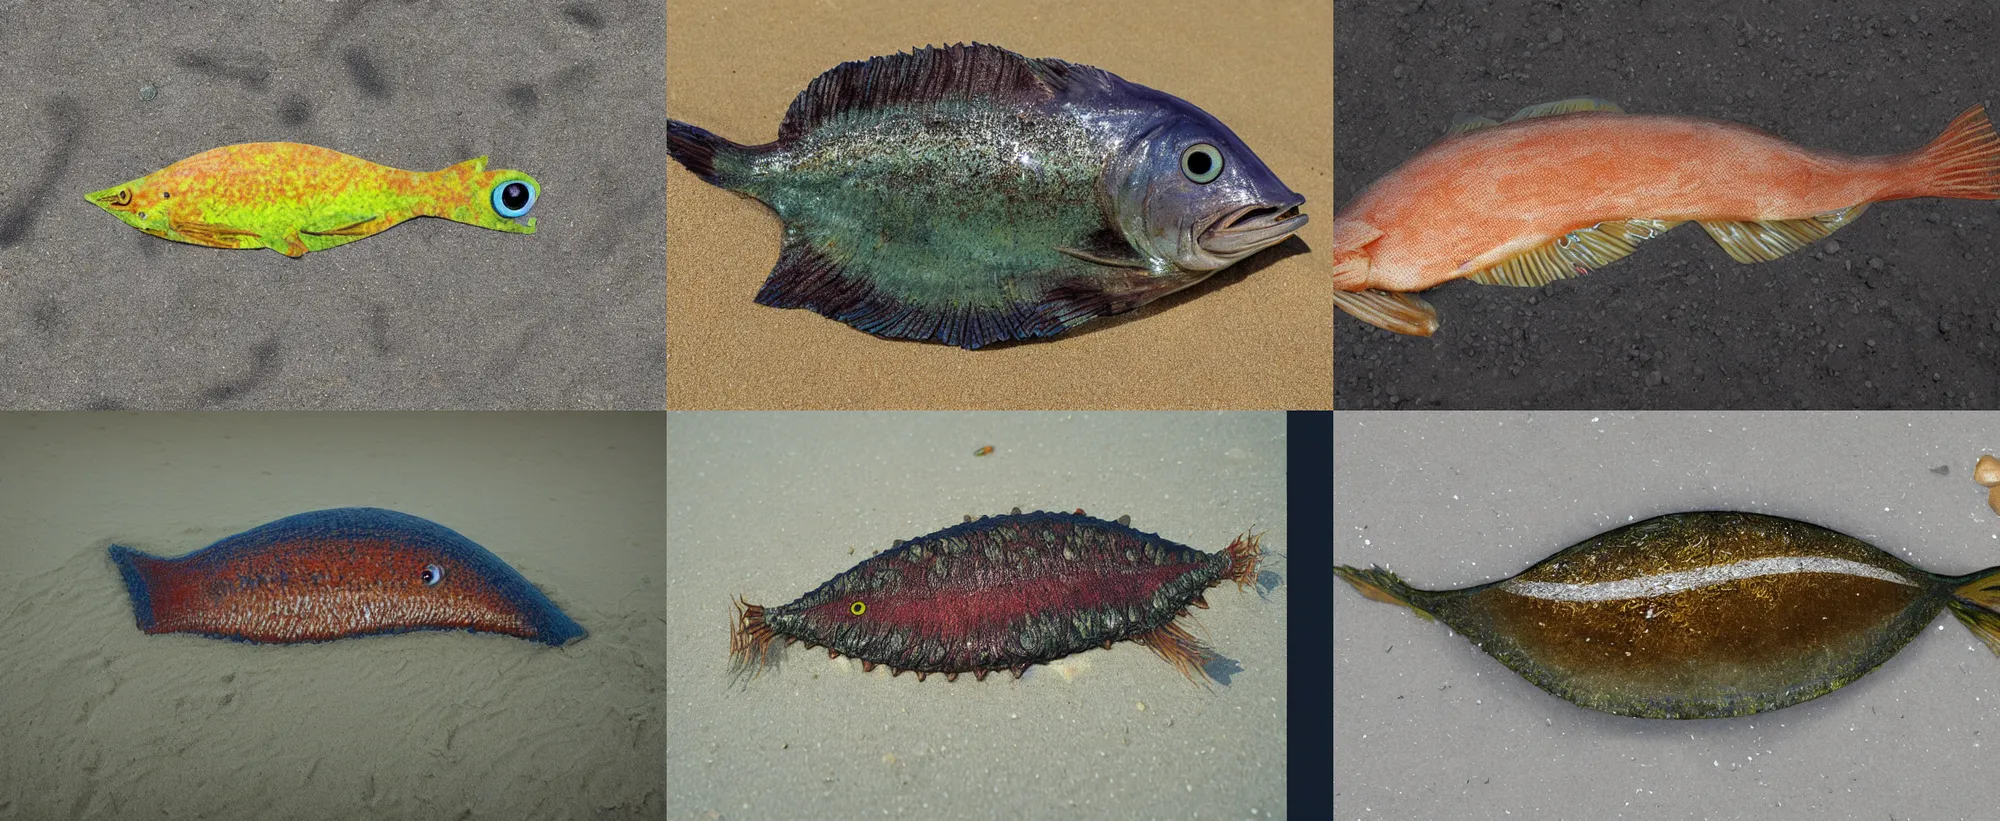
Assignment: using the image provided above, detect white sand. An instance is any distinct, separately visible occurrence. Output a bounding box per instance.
[1335,412,2000,819]
[0,413,664,819]
[667,411,1287,819]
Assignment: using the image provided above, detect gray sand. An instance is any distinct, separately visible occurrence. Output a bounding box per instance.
[0,413,665,819]
[667,412,1287,819]
[1335,412,2000,819]
[0,3,665,408]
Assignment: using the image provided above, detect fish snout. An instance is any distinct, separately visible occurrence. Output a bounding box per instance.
[86,186,134,211]
[1199,195,1309,258]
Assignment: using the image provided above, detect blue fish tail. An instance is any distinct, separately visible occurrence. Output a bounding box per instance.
[668,119,756,189]
[107,544,159,631]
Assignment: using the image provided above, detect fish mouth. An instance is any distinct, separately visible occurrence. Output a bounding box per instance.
[1198,198,1309,257]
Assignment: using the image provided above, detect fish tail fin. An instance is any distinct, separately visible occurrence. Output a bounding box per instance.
[1906,103,2000,200]
[1220,529,1263,591]
[1334,565,1435,621]
[106,544,162,631]
[1333,288,1439,337]
[727,596,781,686]
[1948,568,2000,655]
[668,120,758,188]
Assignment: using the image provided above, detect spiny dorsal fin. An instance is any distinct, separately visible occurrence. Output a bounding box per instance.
[1446,114,1502,136]
[1466,218,1681,287]
[1698,205,1871,264]
[1505,97,1625,122]
[779,43,1071,143]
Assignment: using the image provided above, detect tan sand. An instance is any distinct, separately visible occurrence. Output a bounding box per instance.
[666,411,1288,818]
[0,413,664,819]
[666,1,1333,409]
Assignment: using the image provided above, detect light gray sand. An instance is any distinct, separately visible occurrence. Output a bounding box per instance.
[0,3,665,408]
[1335,412,2000,819]
[667,411,1287,819]
[0,413,665,819]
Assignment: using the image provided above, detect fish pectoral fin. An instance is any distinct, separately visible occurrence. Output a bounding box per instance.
[1333,288,1439,337]
[1506,97,1625,121]
[166,213,262,248]
[301,213,386,237]
[1697,205,1871,264]
[1466,218,1681,287]
[1056,232,1150,270]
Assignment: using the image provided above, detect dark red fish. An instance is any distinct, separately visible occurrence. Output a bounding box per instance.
[108,507,585,646]
[731,510,1261,683]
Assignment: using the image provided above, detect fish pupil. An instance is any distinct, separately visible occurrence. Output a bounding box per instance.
[502,183,529,210]
[1187,152,1212,176]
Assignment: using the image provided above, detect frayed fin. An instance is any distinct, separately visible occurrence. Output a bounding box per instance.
[1334,565,1434,621]
[1949,571,2000,656]
[1907,103,2000,200]
[1466,218,1682,287]
[667,119,757,188]
[728,596,781,686]
[1220,529,1264,591]
[1133,620,1221,686]
[1446,114,1501,137]
[1333,288,1438,336]
[777,43,1071,143]
[1699,205,1869,264]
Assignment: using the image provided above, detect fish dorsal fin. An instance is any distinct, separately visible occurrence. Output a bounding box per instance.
[1467,218,1680,287]
[1505,97,1625,122]
[1446,114,1502,136]
[1333,288,1439,337]
[779,43,1071,143]
[1697,204,1871,264]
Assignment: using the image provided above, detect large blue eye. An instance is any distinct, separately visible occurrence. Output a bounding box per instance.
[421,563,445,586]
[492,179,537,218]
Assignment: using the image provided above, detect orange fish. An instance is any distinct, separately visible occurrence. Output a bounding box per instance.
[1332,99,2000,336]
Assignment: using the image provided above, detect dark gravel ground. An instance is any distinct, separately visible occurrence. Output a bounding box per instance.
[0,2,665,409]
[1335,0,2000,409]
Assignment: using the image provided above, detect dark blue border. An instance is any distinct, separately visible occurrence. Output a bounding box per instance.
[1287,411,1332,817]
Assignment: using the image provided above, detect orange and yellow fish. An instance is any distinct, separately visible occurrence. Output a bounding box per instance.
[86,143,539,258]
[1332,99,2000,336]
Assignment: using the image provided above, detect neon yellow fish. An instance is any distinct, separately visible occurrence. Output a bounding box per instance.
[85,142,539,257]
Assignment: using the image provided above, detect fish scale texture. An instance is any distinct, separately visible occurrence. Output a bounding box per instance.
[766,511,1225,674]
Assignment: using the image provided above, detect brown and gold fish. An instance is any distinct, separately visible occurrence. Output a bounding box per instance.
[1336,511,2000,719]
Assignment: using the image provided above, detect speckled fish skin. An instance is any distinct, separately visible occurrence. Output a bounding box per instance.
[85,143,538,257]
[732,511,1262,683]
[1331,101,2000,336]
[108,508,584,646]
[1337,511,2000,719]
[668,43,1308,349]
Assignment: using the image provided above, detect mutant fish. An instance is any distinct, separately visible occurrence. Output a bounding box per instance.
[86,143,539,257]
[109,507,585,646]
[731,510,1263,683]
[667,43,1308,349]
[1331,99,2000,336]
[1336,511,2000,719]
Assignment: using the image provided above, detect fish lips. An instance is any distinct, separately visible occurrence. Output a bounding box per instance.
[1198,197,1309,259]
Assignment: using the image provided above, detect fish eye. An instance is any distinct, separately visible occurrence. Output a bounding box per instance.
[421,563,445,586]
[1180,143,1223,184]
[849,600,866,616]
[491,179,537,218]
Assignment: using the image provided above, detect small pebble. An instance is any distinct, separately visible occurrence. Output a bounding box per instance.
[139,84,157,101]
[1976,455,2000,487]
[1932,465,1951,476]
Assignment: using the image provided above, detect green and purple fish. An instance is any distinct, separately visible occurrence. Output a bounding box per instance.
[668,43,1308,349]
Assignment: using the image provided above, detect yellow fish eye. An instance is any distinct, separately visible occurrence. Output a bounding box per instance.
[849,601,866,616]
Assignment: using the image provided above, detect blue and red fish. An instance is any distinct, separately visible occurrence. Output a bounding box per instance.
[108,507,584,646]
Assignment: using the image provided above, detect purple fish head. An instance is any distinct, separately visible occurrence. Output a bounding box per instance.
[1101,91,1308,275]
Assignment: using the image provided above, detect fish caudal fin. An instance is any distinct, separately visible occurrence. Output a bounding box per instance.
[1220,530,1263,591]
[728,596,781,685]
[1905,104,2000,200]
[667,120,758,189]
[1333,289,1439,336]
[107,545,163,631]
[1334,565,1435,621]
[1948,569,2000,656]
